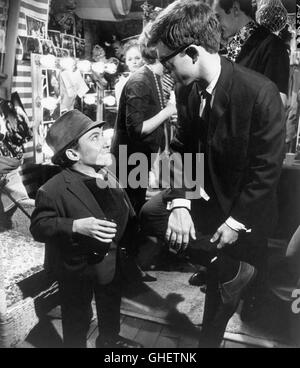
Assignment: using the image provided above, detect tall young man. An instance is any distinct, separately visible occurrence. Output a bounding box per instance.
[140,0,285,346]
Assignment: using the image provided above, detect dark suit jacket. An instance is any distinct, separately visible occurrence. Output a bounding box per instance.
[236,26,290,95]
[164,57,285,237]
[30,168,137,278]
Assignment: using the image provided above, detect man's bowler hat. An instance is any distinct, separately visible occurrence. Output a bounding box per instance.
[46,110,105,164]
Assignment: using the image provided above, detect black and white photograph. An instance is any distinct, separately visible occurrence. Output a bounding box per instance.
[41,39,56,56]
[0,0,299,352]
[42,68,60,122]
[48,30,62,48]
[19,36,42,61]
[0,29,5,54]
[55,48,70,58]
[61,34,75,57]
[26,15,47,39]
[74,37,85,59]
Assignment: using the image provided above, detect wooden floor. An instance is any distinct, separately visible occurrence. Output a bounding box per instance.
[17,310,257,348]
[16,239,295,349]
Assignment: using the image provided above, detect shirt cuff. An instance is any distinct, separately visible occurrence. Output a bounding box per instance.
[200,187,210,201]
[167,199,191,211]
[225,217,251,233]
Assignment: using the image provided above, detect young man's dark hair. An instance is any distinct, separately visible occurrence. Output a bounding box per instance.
[218,0,253,17]
[148,0,221,54]
[138,24,158,65]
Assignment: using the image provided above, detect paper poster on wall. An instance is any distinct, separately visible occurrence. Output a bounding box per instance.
[19,36,42,61]
[26,15,47,38]
[55,48,70,58]
[74,37,85,59]
[61,34,75,57]
[48,30,62,48]
[42,69,61,123]
[0,29,5,53]
[41,39,56,56]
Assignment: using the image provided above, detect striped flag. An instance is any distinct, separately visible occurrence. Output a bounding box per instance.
[12,0,50,197]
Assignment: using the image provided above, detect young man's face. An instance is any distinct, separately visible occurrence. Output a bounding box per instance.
[76,126,112,168]
[156,42,199,86]
[213,0,237,41]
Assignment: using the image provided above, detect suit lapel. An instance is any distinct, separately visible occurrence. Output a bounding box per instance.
[62,169,105,219]
[105,168,136,218]
[208,57,232,139]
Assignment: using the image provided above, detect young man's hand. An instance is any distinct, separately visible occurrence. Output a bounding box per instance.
[165,208,196,252]
[210,223,238,249]
[72,217,117,243]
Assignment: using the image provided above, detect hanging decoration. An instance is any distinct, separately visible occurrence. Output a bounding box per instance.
[256,0,288,33]
[141,1,162,26]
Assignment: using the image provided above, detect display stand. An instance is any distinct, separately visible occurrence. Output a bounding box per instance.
[31,53,61,164]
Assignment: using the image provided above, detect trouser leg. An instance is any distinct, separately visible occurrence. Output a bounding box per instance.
[94,266,122,345]
[58,270,94,348]
[140,191,260,346]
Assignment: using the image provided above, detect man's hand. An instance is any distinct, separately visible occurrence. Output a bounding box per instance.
[72,217,117,243]
[210,223,238,249]
[165,208,196,252]
[165,101,177,118]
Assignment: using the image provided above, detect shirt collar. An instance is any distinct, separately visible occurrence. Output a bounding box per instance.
[205,55,221,96]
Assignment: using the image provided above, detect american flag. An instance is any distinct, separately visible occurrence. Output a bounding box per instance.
[12,0,50,197]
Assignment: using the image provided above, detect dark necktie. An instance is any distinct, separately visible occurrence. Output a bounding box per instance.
[197,90,212,154]
[200,90,212,123]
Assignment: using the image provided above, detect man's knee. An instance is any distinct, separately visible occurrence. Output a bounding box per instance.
[139,192,169,238]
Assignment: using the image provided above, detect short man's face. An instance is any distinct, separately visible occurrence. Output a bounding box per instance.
[76,127,112,168]
[213,0,237,41]
[157,42,197,86]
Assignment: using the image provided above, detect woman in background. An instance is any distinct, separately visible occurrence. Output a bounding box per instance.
[115,39,144,106]
[112,27,176,214]
[111,26,177,274]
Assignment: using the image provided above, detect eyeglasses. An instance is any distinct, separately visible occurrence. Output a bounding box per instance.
[159,44,191,69]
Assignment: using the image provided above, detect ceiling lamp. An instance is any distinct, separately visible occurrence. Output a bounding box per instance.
[75,0,132,21]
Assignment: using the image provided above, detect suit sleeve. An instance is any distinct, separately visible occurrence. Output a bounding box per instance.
[230,81,285,228]
[125,80,152,142]
[262,39,290,95]
[30,188,74,243]
[163,84,197,203]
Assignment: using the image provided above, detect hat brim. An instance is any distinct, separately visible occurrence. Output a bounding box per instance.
[51,120,105,165]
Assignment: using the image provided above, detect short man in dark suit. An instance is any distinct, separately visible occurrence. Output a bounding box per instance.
[30,110,143,348]
[140,0,285,347]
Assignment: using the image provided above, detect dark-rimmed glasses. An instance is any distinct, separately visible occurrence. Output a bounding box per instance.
[159,44,191,68]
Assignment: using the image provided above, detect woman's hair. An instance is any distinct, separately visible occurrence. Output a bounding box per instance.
[138,23,158,65]
[122,39,140,58]
[218,0,253,17]
[148,0,221,54]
